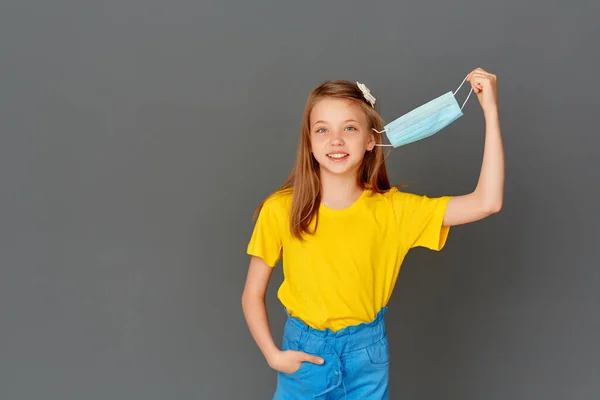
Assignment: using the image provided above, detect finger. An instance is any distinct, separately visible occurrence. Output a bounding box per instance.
[473,70,495,81]
[471,72,490,79]
[469,77,481,91]
[469,69,485,80]
[470,81,483,93]
[467,69,485,81]
[477,69,496,80]
[303,353,325,365]
[470,74,492,86]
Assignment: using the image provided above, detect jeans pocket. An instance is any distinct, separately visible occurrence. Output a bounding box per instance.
[365,337,390,365]
[281,336,312,377]
[284,360,311,377]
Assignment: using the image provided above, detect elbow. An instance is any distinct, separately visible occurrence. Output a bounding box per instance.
[473,187,503,216]
[483,199,503,214]
[241,290,262,311]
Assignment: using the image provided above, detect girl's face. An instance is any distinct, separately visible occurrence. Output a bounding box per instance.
[309,97,376,179]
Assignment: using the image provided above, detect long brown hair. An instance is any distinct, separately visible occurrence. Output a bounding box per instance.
[253,79,395,240]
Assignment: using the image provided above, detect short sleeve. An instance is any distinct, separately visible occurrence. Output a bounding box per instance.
[393,189,452,251]
[246,198,283,267]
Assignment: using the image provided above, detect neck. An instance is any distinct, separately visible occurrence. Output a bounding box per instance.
[319,171,363,210]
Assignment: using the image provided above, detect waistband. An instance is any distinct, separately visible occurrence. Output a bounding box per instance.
[283,307,387,356]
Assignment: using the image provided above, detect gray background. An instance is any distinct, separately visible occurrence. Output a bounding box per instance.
[1,0,598,399]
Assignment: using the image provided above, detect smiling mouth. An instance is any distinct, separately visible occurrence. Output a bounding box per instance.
[327,153,349,160]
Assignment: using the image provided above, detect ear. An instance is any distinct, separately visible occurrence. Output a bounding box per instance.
[367,133,376,151]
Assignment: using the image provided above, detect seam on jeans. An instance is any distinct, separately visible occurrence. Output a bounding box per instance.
[365,338,390,365]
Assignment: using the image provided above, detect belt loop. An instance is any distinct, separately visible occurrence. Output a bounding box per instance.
[297,323,309,351]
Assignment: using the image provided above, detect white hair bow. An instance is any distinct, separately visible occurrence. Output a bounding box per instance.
[357,82,376,107]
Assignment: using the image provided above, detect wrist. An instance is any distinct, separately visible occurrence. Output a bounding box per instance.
[265,347,281,366]
[483,107,499,119]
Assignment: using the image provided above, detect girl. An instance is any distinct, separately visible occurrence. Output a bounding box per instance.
[242,67,503,399]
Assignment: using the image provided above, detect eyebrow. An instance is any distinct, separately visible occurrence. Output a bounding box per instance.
[312,119,359,127]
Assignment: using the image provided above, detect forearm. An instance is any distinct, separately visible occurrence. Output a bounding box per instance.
[473,109,504,211]
[241,293,280,367]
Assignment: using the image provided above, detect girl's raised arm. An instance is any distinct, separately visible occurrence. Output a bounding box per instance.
[443,67,504,227]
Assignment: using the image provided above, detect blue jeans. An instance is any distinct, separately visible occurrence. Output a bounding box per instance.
[273,307,390,400]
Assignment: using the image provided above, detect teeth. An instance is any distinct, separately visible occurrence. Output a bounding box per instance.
[328,153,348,159]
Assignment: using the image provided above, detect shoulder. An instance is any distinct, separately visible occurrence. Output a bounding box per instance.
[365,186,446,214]
[378,185,440,202]
[261,187,293,215]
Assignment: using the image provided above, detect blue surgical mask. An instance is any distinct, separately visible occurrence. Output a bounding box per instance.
[374,76,473,148]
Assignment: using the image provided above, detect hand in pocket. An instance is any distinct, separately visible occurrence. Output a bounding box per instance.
[269,350,324,374]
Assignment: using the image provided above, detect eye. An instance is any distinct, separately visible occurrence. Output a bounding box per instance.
[316,128,327,133]
[345,126,357,131]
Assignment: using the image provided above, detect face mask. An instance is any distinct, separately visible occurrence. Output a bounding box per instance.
[372,76,473,148]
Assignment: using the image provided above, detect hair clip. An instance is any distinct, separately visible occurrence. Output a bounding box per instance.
[357,82,376,107]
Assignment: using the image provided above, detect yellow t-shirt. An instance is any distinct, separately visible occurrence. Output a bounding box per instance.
[247,186,451,332]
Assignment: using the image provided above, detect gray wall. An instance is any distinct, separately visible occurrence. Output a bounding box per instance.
[1,0,598,399]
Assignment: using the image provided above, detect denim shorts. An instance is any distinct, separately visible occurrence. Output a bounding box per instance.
[273,307,389,400]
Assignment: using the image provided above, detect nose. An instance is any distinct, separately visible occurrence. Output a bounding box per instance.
[329,129,345,145]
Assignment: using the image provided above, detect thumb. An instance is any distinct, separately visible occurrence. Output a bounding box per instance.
[302,352,325,365]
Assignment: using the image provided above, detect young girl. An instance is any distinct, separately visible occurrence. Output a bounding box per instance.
[242,67,503,399]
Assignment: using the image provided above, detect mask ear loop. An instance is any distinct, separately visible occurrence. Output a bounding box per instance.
[370,140,393,172]
[372,127,392,147]
[454,75,474,111]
